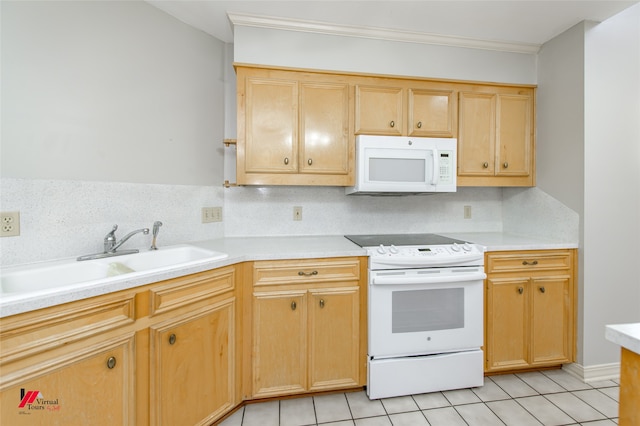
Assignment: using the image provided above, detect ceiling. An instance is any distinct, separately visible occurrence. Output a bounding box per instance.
[147,1,638,47]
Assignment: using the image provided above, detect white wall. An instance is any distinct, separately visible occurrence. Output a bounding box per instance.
[535,5,640,371]
[1,1,225,186]
[233,25,538,85]
[0,1,228,265]
[583,4,640,366]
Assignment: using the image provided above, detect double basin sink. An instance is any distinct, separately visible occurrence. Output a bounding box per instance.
[1,245,228,294]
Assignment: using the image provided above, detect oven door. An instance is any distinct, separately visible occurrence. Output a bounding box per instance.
[369,267,485,358]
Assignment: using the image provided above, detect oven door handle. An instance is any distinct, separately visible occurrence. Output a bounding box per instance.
[372,271,486,285]
[370,254,484,268]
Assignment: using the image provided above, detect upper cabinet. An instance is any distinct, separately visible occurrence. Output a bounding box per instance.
[458,87,535,186]
[354,84,455,137]
[236,67,353,186]
[235,65,535,188]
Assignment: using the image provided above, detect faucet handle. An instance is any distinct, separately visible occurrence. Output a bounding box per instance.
[104,225,118,252]
[105,224,118,239]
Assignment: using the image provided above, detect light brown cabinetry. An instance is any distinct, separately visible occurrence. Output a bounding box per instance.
[0,291,138,425]
[355,84,455,137]
[237,66,353,186]
[458,88,535,186]
[0,266,239,426]
[484,250,576,373]
[147,267,236,426]
[247,257,366,399]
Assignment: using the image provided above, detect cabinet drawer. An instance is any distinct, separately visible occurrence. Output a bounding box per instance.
[149,266,235,316]
[487,250,573,274]
[0,292,136,365]
[253,258,360,287]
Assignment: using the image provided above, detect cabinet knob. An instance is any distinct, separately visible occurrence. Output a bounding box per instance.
[291,301,297,311]
[518,287,524,294]
[539,286,546,293]
[308,158,313,166]
[169,333,177,345]
[417,121,422,129]
[319,299,325,308]
[389,120,395,128]
[284,157,289,165]
[298,270,318,277]
[503,162,509,168]
[107,356,117,369]
[483,162,489,168]
[522,260,539,266]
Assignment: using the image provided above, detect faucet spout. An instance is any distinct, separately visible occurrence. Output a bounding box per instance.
[110,228,149,252]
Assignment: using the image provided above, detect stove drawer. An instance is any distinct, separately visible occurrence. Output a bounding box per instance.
[253,257,361,287]
[486,250,572,274]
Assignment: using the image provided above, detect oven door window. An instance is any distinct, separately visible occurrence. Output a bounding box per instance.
[392,288,464,333]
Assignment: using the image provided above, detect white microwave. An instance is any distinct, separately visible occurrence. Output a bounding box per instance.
[345,135,457,195]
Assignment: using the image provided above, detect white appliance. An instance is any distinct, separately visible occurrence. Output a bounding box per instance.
[345,135,456,195]
[344,234,486,400]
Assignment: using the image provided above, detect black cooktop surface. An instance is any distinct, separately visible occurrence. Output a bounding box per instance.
[344,233,467,247]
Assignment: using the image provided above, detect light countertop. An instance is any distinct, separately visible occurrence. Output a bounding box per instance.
[0,232,577,318]
[606,323,640,355]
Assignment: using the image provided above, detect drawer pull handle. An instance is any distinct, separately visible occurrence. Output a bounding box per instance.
[291,301,297,311]
[298,270,318,277]
[107,356,117,369]
[522,260,539,266]
[284,157,289,165]
[539,286,546,293]
[308,158,313,166]
[417,121,422,129]
[389,120,395,128]
[518,287,524,294]
[483,162,489,168]
[169,333,177,345]
[319,299,325,308]
[503,162,509,168]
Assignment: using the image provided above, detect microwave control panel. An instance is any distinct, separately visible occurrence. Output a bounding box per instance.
[438,150,454,184]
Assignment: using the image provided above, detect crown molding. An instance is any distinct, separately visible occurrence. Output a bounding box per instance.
[227,12,541,54]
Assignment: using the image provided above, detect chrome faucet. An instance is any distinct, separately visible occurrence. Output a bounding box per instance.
[77,224,149,261]
[150,221,162,250]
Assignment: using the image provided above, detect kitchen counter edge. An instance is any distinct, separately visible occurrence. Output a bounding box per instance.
[0,233,578,318]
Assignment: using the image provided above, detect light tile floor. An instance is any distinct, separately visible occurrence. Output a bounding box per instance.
[218,370,620,426]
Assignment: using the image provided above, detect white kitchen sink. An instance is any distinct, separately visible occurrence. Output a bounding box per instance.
[0,245,228,294]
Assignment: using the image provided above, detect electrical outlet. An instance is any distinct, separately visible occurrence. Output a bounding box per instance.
[464,205,472,219]
[1,211,20,237]
[202,207,222,223]
[293,206,302,221]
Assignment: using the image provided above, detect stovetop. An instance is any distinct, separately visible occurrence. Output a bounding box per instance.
[344,233,466,248]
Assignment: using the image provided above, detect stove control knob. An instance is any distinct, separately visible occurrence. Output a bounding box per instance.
[462,243,473,252]
[377,244,387,254]
[451,243,461,252]
[389,245,399,254]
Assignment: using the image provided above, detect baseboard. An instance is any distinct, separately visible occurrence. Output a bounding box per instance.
[562,362,620,382]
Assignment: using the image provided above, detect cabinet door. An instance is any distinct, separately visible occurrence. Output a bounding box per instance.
[496,94,532,177]
[308,287,360,391]
[408,89,454,137]
[458,92,496,176]
[0,334,135,426]
[485,277,530,371]
[299,82,350,175]
[252,291,307,397]
[355,85,404,135]
[150,299,235,426]
[531,276,572,365]
[244,77,298,173]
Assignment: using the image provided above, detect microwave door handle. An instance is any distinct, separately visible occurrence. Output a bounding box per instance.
[431,149,439,185]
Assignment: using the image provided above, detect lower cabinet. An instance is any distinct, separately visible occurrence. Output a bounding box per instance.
[0,332,136,425]
[484,250,576,373]
[149,298,235,426]
[249,257,366,399]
